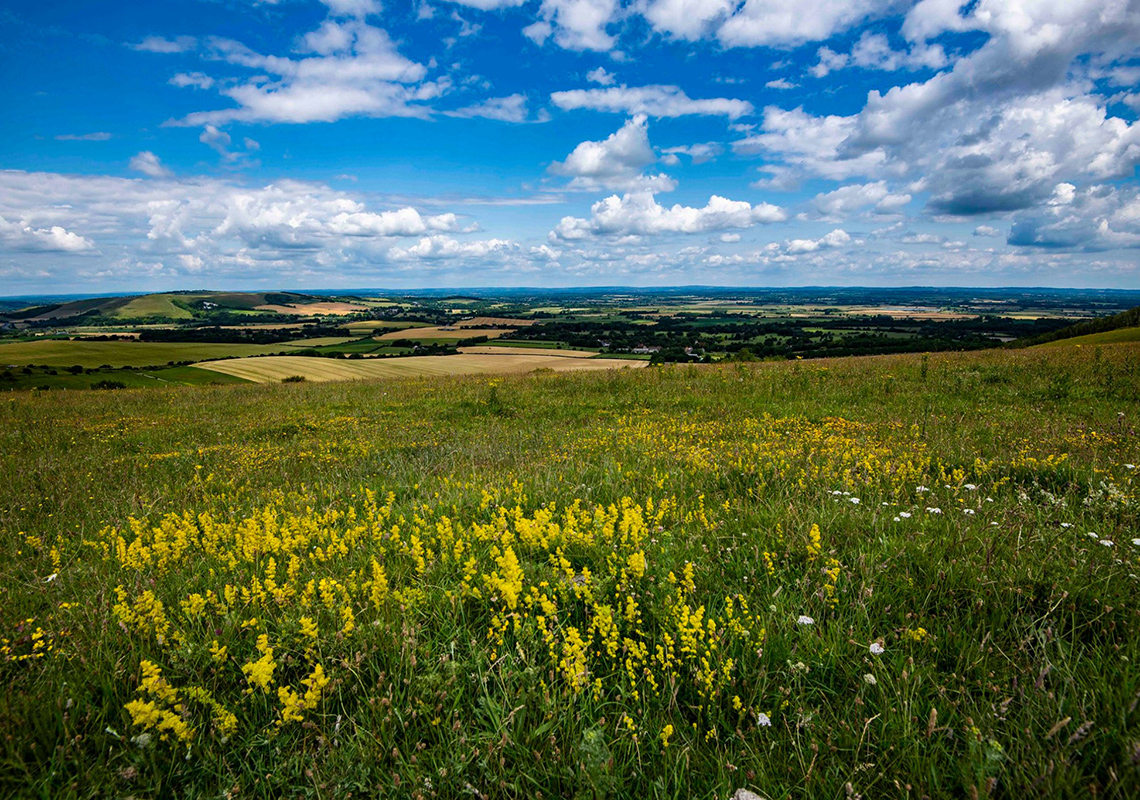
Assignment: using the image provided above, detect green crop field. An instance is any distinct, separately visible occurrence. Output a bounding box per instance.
[0,340,290,368]
[2,343,1140,799]
[106,295,194,320]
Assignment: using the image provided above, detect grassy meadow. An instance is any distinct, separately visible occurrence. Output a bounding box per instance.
[2,343,1139,798]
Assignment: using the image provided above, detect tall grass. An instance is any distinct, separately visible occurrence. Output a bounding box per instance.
[1,344,1138,799]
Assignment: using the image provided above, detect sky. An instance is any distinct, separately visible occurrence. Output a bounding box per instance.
[1,0,1140,295]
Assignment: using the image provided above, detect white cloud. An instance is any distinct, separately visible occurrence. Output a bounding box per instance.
[55,132,113,141]
[170,19,436,126]
[765,78,797,90]
[129,151,172,178]
[551,191,787,240]
[321,0,381,17]
[0,169,478,285]
[170,72,215,90]
[0,216,95,253]
[587,67,616,85]
[133,35,197,54]
[523,0,620,52]
[812,181,911,217]
[445,94,532,122]
[810,32,947,77]
[1008,184,1140,250]
[659,142,722,165]
[388,234,516,259]
[549,115,675,191]
[551,84,753,118]
[784,228,851,253]
[974,225,1001,237]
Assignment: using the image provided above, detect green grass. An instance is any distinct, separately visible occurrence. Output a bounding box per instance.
[1,344,1139,798]
[0,365,249,391]
[0,339,292,368]
[1038,326,1140,347]
[105,295,194,320]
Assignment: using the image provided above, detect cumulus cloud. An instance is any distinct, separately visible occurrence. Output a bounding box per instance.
[1008,184,1140,250]
[642,0,899,48]
[551,191,787,240]
[523,0,621,52]
[129,151,172,178]
[388,234,516,259]
[0,216,95,253]
[168,18,438,126]
[0,169,484,287]
[784,228,851,254]
[810,32,947,78]
[551,84,753,119]
[734,1,1140,242]
[812,181,911,218]
[549,115,675,192]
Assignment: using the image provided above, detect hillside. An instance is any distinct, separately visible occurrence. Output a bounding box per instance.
[1019,303,1140,347]
[2,344,1138,798]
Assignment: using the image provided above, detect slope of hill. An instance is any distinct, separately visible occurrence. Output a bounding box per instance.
[1018,304,1140,346]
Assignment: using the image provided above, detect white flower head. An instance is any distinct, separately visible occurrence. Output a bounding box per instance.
[1088,532,1099,539]
[916,485,930,493]
[963,508,975,515]
[756,712,771,727]
[1101,540,1115,547]
[869,642,885,655]
[926,507,942,514]
[1061,523,1072,528]
[964,484,977,491]
[863,673,877,685]
[45,573,58,583]
[797,615,815,626]
[1131,538,1140,547]
[899,511,912,519]
[848,497,860,504]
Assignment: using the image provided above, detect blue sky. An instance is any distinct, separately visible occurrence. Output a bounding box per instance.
[2,0,1139,294]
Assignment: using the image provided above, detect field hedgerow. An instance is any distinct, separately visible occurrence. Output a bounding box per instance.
[1,344,1140,799]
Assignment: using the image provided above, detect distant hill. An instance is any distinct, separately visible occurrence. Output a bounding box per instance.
[0,290,330,323]
[1017,304,1140,347]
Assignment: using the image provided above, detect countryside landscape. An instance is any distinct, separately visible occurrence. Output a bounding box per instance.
[5,0,1140,797]
[3,286,1140,798]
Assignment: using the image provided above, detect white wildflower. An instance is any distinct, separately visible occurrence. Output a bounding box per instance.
[893,516,901,522]
[797,615,815,626]
[899,511,912,519]
[757,713,771,727]
[45,573,58,583]
[869,642,885,655]
[1101,540,1115,547]
[1132,539,1140,547]
[916,485,930,493]
[963,508,975,515]
[1061,523,1072,528]
[863,674,878,685]
[1088,532,1099,539]
[964,484,977,491]
[132,733,152,748]
[926,507,942,514]
[848,497,860,504]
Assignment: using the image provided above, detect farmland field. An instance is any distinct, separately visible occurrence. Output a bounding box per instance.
[195,352,647,382]
[0,340,289,368]
[377,326,516,341]
[2,343,1139,798]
